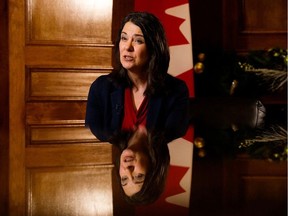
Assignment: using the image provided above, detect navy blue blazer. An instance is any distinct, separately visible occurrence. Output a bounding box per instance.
[85,73,190,142]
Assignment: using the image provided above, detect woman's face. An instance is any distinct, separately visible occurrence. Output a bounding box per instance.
[119,21,149,73]
[119,126,150,196]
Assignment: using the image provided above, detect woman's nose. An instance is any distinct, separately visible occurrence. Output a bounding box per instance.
[125,40,133,51]
[125,165,134,172]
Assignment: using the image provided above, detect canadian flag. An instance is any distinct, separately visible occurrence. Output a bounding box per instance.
[134,1,194,215]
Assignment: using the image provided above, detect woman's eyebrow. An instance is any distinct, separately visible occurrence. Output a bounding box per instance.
[122,180,143,187]
[121,175,145,186]
[121,32,144,38]
[133,34,144,37]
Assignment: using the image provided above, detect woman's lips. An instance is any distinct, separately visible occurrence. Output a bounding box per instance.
[123,55,133,60]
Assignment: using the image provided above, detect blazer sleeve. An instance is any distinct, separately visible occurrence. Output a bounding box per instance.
[85,76,111,141]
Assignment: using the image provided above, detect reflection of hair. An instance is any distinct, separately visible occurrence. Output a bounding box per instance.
[112,11,170,96]
[109,129,170,205]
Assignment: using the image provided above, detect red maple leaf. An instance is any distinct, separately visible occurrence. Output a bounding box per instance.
[135,165,190,216]
[135,0,190,46]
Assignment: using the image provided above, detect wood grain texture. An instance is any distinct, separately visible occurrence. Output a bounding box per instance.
[26,144,113,167]
[27,0,113,44]
[29,125,97,144]
[8,0,26,214]
[222,156,287,215]
[25,46,113,67]
[26,102,86,124]
[222,0,287,52]
[27,68,109,100]
[27,166,114,216]
[240,0,287,33]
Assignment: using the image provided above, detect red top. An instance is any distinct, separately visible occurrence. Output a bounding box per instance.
[121,87,148,130]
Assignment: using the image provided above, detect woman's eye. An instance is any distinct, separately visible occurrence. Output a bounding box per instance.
[134,38,144,44]
[121,176,128,181]
[120,36,127,41]
[135,174,145,180]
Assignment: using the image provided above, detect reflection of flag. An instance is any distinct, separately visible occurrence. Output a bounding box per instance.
[134,1,194,215]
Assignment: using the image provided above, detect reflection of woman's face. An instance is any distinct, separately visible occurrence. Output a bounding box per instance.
[119,126,150,196]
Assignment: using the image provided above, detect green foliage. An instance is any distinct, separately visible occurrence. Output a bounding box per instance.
[239,125,287,161]
[235,48,287,161]
[238,48,287,93]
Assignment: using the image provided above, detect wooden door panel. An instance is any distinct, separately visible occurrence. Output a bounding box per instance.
[27,166,113,216]
[27,69,108,100]
[29,125,96,144]
[223,0,287,52]
[27,0,113,44]
[241,0,286,32]
[26,102,86,124]
[25,144,113,167]
[223,157,287,215]
[25,46,113,67]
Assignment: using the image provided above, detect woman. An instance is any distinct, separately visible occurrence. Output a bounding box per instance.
[85,11,189,204]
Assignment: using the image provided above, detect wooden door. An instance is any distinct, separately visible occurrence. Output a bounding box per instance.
[189,0,287,215]
[7,0,133,215]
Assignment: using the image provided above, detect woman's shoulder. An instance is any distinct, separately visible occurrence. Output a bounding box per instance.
[93,73,111,83]
[90,73,115,88]
[164,74,188,90]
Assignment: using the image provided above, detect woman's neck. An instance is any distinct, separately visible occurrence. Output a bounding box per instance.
[127,70,147,110]
[127,70,147,92]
